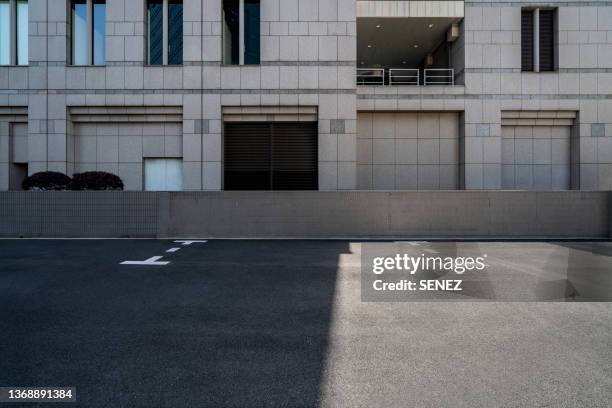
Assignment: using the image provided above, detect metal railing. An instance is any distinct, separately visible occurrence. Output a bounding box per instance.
[424,69,454,85]
[356,68,455,86]
[356,68,385,85]
[389,69,419,85]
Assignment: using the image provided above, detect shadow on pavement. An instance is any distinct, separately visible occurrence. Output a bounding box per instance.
[0,240,350,407]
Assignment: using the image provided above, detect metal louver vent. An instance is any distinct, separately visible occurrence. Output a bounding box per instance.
[539,10,555,72]
[521,10,534,72]
[224,122,318,191]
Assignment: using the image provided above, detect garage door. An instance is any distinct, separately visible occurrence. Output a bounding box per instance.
[224,122,318,190]
[501,126,570,190]
[357,112,459,190]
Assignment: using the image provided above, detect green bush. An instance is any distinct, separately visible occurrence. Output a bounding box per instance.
[22,172,71,191]
[68,172,124,191]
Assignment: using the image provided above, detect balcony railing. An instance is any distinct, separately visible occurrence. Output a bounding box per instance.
[356,68,454,86]
[356,68,385,85]
[389,69,419,85]
[424,68,455,86]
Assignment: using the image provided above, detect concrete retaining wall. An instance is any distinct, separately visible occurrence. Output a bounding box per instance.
[0,192,158,238]
[0,191,609,239]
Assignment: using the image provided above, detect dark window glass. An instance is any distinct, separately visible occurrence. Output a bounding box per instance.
[72,0,88,65]
[521,10,534,72]
[244,0,260,64]
[168,0,183,65]
[223,0,239,64]
[93,0,106,65]
[539,10,555,72]
[148,0,163,65]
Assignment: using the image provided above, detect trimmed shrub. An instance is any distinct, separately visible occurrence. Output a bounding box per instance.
[22,172,71,191]
[69,172,124,191]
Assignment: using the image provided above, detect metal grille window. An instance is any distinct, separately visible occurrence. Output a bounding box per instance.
[539,10,555,72]
[521,10,533,72]
[147,0,182,65]
[521,8,556,72]
[224,122,318,190]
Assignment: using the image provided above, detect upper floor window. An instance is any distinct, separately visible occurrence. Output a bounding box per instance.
[521,8,556,72]
[223,0,259,65]
[70,0,105,65]
[147,0,183,65]
[0,0,28,65]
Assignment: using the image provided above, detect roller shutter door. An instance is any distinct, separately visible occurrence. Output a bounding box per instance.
[224,122,318,190]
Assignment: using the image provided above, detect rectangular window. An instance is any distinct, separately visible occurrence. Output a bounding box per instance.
[147,0,163,64]
[71,0,105,65]
[146,0,182,65]
[521,10,533,72]
[539,9,555,72]
[244,0,259,64]
[0,0,28,65]
[92,0,105,65]
[16,0,27,65]
[72,0,88,65]
[223,0,259,65]
[521,8,556,72]
[144,159,183,191]
[0,0,9,65]
[222,0,239,64]
[168,0,182,65]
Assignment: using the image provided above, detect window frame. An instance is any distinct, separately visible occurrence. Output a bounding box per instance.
[521,7,557,73]
[222,0,260,66]
[0,0,28,66]
[69,0,106,66]
[145,0,183,66]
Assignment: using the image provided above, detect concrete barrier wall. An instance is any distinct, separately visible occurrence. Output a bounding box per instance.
[0,192,158,238]
[0,191,609,238]
[610,192,612,238]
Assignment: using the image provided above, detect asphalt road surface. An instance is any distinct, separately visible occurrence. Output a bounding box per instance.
[1,240,611,407]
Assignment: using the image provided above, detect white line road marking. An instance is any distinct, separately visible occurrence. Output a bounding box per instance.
[174,240,208,246]
[166,247,181,253]
[120,256,170,266]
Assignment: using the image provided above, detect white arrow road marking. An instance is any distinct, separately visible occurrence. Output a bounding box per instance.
[120,256,170,266]
[174,240,208,246]
[166,247,181,253]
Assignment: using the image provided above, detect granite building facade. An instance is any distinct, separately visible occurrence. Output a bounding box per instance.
[0,0,611,191]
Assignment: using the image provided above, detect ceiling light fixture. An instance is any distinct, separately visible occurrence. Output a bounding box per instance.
[428,24,434,28]
[413,44,419,48]
[367,44,373,48]
[376,24,381,28]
